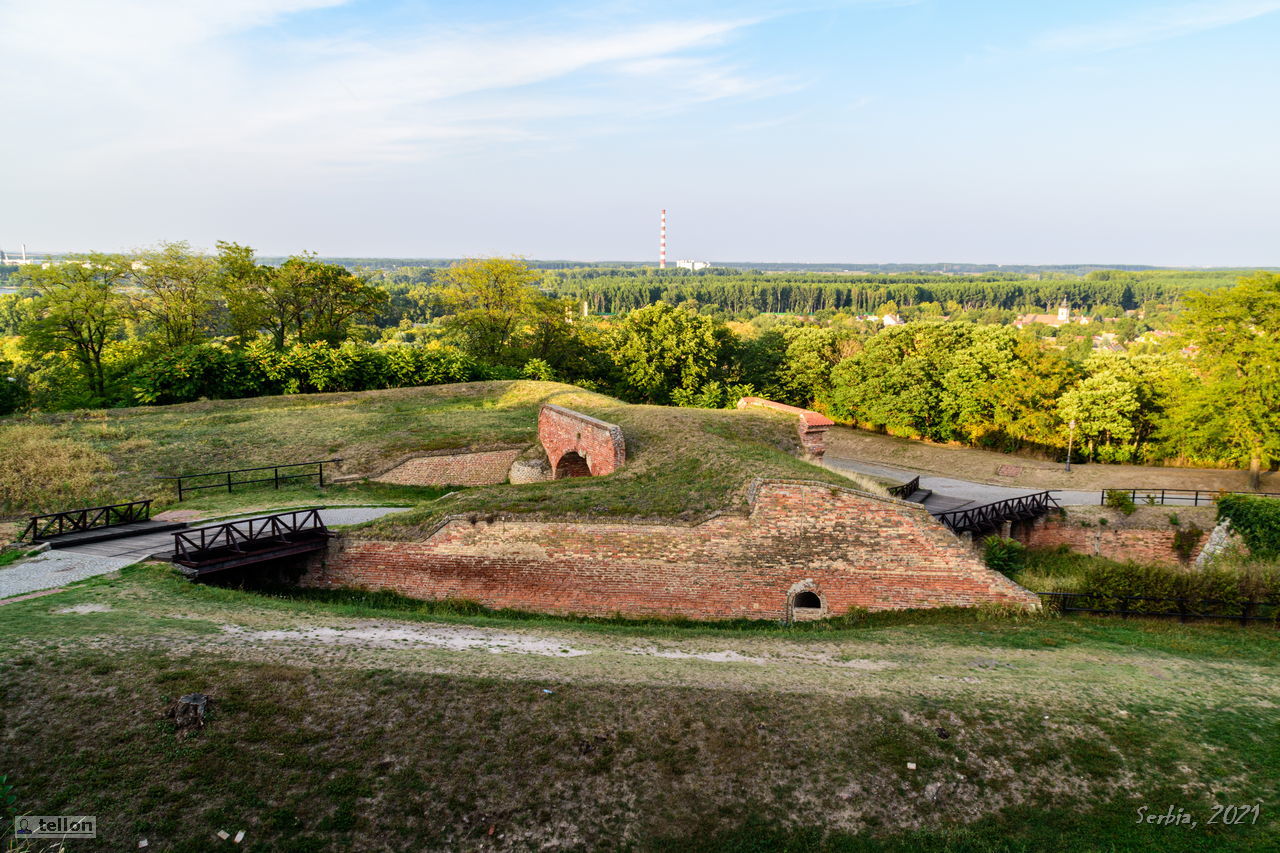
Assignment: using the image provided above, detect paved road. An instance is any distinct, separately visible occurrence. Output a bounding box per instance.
[824,456,1099,511]
[0,507,409,601]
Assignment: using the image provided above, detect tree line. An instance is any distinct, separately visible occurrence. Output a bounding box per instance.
[0,246,1275,484]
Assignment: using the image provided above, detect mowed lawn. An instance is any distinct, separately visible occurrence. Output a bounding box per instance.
[0,381,871,522]
[0,565,1277,852]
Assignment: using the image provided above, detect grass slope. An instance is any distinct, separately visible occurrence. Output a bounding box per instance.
[0,381,873,525]
[0,565,1276,851]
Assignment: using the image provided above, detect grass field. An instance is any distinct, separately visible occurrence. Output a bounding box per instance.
[1,565,1276,851]
[0,381,876,526]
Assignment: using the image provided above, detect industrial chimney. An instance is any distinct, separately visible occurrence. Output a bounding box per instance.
[659,209,667,270]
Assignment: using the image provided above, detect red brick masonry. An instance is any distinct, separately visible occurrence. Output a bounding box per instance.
[736,397,834,461]
[374,449,524,487]
[1017,515,1207,568]
[305,480,1039,620]
[538,404,626,477]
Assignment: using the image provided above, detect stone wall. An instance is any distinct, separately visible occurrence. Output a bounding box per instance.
[373,448,525,487]
[538,404,626,478]
[736,397,833,461]
[1014,507,1213,567]
[303,480,1039,620]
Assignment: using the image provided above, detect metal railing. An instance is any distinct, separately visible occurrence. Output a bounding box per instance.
[172,508,328,565]
[19,500,152,542]
[1036,591,1280,626]
[1098,488,1280,507]
[887,476,920,501]
[159,459,342,502]
[933,491,1058,535]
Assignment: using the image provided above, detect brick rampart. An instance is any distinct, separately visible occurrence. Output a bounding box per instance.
[304,480,1039,620]
[1016,510,1210,567]
[737,397,833,461]
[538,404,626,478]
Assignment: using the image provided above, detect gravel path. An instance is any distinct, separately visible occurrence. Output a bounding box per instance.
[0,506,410,601]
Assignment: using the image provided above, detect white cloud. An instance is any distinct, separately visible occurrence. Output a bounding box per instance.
[0,1,777,169]
[1038,0,1280,52]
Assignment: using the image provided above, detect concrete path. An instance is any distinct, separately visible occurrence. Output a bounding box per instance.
[0,506,410,601]
[824,456,1099,510]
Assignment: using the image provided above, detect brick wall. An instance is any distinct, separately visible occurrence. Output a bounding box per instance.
[373,448,524,487]
[736,397,833,461]
[538,404,626,478]
[1015,509,1210,567]
[304,480,1039,620]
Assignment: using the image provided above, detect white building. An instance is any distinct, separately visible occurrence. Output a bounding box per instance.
[675,259,711,271]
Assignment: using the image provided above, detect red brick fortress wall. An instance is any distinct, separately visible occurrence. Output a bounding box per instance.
[1015,509,1211,568]
[304,480,1039,620]
[538,404,626,477]
[736,397,833,461]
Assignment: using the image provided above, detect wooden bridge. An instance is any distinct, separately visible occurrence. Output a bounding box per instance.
[931,491,1059,536]
[171,508,332,576]
[18,500,187,548]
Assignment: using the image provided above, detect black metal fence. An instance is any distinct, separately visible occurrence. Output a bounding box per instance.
[19,500,152,542]
[172,508,328,566]
[887,476,920,501]
[1098,488,1280,507]
[160,459,342,501]
[1036,591,1280,626]
[934,491,1058,535]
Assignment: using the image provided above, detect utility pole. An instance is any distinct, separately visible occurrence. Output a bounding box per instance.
[1065,419,1076,473]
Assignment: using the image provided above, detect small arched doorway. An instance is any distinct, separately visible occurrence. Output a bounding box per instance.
[793,590,822,610]
[555,451,591,479]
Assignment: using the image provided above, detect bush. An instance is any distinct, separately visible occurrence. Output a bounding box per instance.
[1171,524,1204,564]
[1104,489,1136,515]
[128,340,483,405]
[1079,559,1278,617]
[982,536,1026,576]
[1217,494,1280,560]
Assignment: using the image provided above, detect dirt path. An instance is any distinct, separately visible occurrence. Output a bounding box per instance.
[826,426,1275,494]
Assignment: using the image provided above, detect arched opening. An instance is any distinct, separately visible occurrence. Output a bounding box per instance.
[793,590,822,610]
[555,451,591,479]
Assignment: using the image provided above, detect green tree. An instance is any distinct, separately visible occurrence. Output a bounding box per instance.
[1165,273,1280,488]
[20,256,129,399]
[608,301,731,403]
[214,241,272,345]
[127,241,219,348]
[437,257,542,361]
[268,255,388,347]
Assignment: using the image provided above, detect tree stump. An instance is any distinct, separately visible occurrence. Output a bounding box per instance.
[167,693,210,732]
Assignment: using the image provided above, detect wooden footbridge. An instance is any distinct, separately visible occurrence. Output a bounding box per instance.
[931,491,1059,536]
[171,509,332,577]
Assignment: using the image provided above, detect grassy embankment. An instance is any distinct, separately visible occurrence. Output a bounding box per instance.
[0,381,877,531]
[1,564,1277,851]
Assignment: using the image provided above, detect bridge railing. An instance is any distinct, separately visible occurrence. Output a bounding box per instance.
[1098,488,1280,507]
[159,459,342,502]
[19,500,152,542]
[933,491,1058,535]
[887,476,920,501]
[172,508,327,564]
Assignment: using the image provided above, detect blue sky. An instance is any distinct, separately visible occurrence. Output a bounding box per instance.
[1,0,1277,264]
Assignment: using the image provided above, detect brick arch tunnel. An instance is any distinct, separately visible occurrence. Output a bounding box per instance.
[538,404,627,478]
[554,451,592,479]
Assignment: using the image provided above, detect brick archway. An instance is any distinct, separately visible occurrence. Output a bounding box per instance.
[538,404,626,478]
[554,451,592,479]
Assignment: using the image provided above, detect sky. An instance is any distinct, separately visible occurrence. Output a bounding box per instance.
[0,0,1277,265]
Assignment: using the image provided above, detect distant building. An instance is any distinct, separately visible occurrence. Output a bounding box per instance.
[881,314,903,326]
[1014,300,1089,329]
[675,259,711,271]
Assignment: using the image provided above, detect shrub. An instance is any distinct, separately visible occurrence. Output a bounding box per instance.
[1079,559,1277,617]
[982,536,1026,576]
[1216,494,1280,560]
[1104,489,1136,515]
[1171,524,1204,564]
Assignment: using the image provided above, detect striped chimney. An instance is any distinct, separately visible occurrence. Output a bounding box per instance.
[659,209,667,270]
